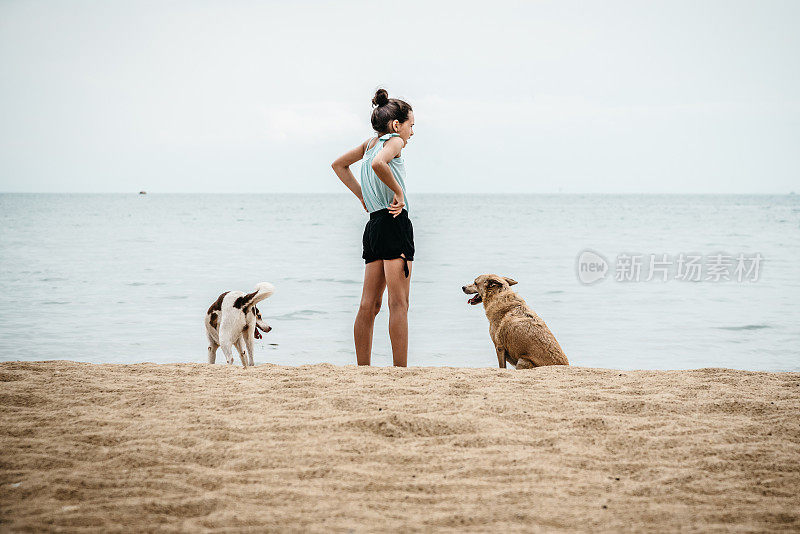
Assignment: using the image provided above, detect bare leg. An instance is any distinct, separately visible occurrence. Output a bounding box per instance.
[354,260,386,366]
[208,342,219,364]
[384,255,412,367]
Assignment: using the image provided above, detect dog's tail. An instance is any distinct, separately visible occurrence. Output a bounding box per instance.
[233,282,275,310]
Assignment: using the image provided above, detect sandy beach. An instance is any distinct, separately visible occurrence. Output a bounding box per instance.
[1,361,798,532]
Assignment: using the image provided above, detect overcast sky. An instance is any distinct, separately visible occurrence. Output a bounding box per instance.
[0,0,798,193]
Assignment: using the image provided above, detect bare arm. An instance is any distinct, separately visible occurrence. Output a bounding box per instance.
[331,139,370,211]
[370,137,405,216]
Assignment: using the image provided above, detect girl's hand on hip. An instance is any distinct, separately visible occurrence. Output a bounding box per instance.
[389,192,405,217]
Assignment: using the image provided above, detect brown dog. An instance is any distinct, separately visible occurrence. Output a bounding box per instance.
[462,274,569,369]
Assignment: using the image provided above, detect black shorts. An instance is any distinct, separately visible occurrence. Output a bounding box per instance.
[362,208,415,277]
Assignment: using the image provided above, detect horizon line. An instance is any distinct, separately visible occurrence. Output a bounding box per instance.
[0,191,797,196]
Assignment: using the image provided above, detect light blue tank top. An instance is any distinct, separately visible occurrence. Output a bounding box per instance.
[360,133,409,213]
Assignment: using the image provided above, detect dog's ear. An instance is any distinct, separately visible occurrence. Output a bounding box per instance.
[503,277,518,286]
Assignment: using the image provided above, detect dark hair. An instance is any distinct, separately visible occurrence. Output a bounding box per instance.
[371,88,412,134]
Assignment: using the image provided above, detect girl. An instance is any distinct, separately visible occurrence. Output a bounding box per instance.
[331,88,415,367]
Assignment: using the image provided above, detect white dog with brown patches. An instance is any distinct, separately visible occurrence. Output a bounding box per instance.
[205,282,274,367]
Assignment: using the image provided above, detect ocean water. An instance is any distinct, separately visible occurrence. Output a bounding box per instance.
[0,193,798,371]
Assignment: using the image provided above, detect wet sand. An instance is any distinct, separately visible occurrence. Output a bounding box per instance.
[1,361,799,532]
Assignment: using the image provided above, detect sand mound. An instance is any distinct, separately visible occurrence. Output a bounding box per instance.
[1,361,798,532]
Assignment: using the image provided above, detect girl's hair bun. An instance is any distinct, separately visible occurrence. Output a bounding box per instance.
[372,88,389,107]
[370,87,412,134]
